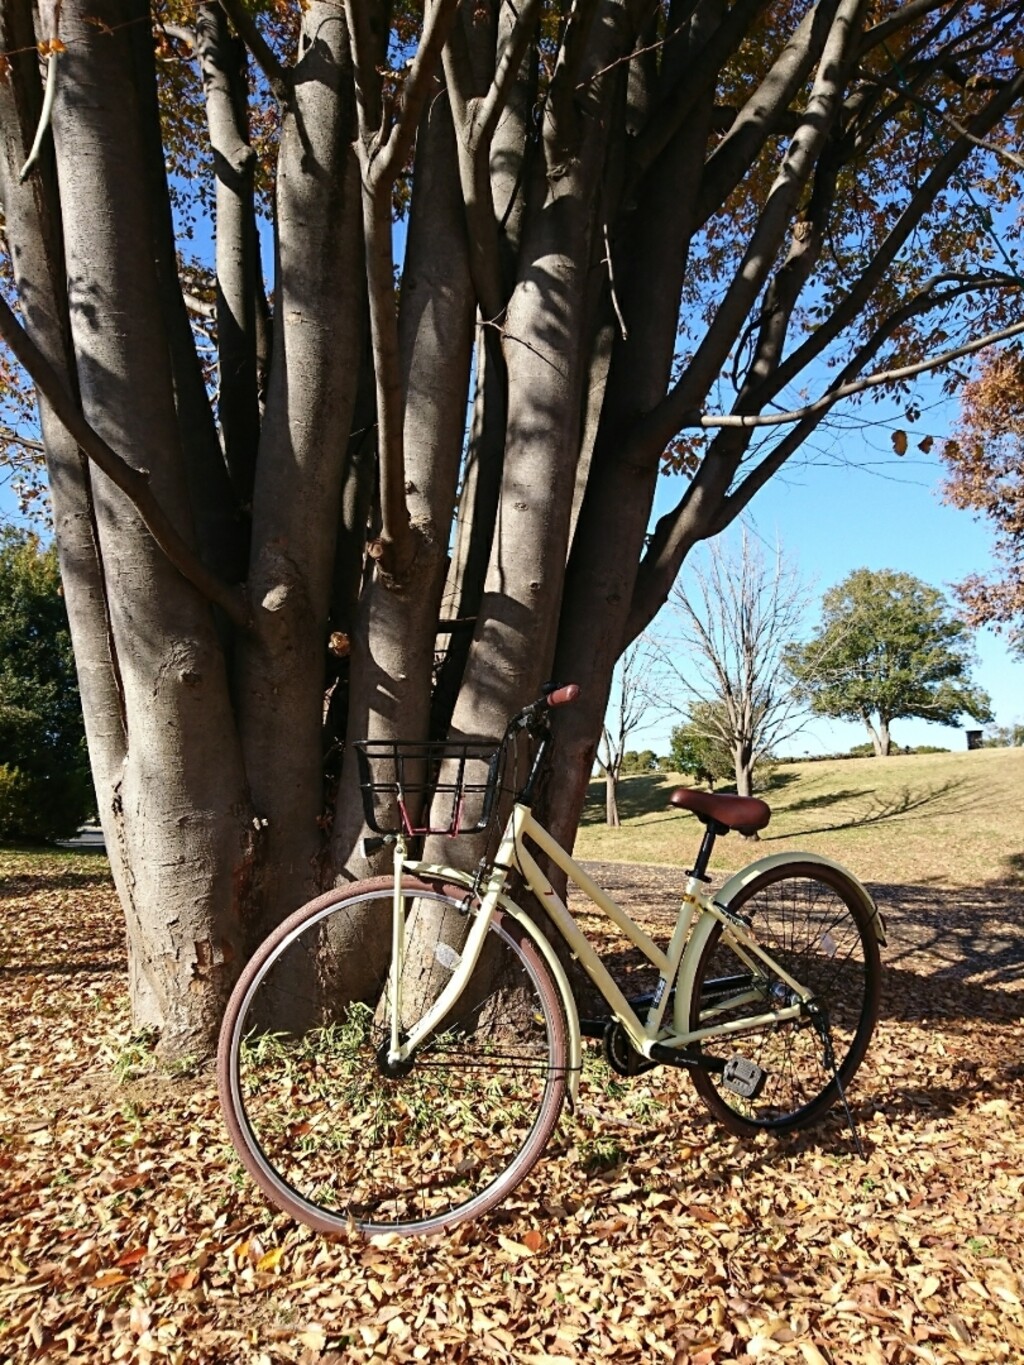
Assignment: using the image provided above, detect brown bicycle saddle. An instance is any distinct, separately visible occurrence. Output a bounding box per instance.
[669,787,771,836]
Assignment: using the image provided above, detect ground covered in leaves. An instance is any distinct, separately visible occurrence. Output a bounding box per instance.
[1,843,1022,1365]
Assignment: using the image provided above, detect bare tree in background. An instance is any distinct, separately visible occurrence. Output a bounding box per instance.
[658,533,809,804]
[595,642,658,827]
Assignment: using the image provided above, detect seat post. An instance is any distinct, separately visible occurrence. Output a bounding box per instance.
[688,818,728,882]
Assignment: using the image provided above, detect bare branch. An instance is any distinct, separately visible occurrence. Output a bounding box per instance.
[217,0,291,103]
[376,0,462,184]
[905,92,1024,171]
[603,221,628,342]
[182,291,216,320]
[0,294,251,629]
[0,425,45,455]
[18,51,59,183]
[696,317,1024,432]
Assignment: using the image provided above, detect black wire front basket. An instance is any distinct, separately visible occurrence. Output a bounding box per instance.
[354,738,506,837]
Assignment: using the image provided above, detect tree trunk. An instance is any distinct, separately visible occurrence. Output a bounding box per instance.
[330,76,476,881]
[605,769,620,828]
[0,0,130,887]
[235,4,365,941]
[46,0,255,1055]
[864,715,892,757]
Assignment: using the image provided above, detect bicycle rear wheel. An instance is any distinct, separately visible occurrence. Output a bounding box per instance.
[217,876,567,1236]
[689,861,881,1135]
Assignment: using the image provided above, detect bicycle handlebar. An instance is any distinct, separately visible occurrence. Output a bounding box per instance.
[509,683,580,733]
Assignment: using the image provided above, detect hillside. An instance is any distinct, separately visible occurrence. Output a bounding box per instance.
[575,746,1024,888]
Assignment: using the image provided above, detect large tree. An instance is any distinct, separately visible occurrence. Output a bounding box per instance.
[0,0,1022,1055]
[786,567,993,755]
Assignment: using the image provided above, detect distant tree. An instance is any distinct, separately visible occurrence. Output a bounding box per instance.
[983,723,1024,748]
[596,644,656,827]
[656,534,808,798]
[787,569,993,757]
[620,749,658,775]
[0,529,93,841]
[942,349,1024,657]
[669,709,734,790]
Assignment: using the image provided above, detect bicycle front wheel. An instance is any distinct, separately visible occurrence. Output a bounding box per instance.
[217,876,567,1236]
[689,862,881,1135]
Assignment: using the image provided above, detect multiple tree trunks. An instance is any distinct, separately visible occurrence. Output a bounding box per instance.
[1,0,1022,1054]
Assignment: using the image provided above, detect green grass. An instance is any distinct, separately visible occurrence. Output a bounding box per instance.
[575,746,1024,888]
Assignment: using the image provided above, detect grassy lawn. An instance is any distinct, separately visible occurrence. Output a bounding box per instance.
[575,746,1024,888]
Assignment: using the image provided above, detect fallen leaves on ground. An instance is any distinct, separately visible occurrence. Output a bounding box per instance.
[1,849,1022,1364]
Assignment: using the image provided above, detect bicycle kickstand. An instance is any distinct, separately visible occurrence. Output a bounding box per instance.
[808,1003,867,1161]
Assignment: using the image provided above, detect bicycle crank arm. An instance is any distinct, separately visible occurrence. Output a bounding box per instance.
[647,1045,768,1099]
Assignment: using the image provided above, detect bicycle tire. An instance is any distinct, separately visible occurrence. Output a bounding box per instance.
[688,861,881,1135]
[217,876,567,1236]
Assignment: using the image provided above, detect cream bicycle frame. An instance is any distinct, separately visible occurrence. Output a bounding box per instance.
[385,800,819,1075]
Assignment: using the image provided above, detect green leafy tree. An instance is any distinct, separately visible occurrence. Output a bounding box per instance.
[787,569,993,757]
[669,708,734,790]
[621,749,658,775]
[0,529,93,841]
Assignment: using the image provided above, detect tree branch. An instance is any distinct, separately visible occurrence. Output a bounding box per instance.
[695,317,1024,432]
[376,0,462,184]
[217,0,291,103]
[0,294,251,629]
[346,0,461,575]
[637,0,869,454]
[183,291,216,320]
[442,0,540,326]
[753,67,1024,407]
[18,50,59,183]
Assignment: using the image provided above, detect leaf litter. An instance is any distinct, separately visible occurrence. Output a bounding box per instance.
[0,849,1022,1364]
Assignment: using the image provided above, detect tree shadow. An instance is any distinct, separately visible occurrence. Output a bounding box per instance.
[0,866,114,896]
[856,877,1024,1025]
[765,777,975,839]
[581,774,674,824]
[772,787,870,816]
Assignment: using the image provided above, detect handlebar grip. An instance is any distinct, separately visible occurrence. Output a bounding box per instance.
[546,684,580,708]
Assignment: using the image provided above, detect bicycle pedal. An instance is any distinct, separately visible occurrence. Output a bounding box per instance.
[722,1056,767,1099]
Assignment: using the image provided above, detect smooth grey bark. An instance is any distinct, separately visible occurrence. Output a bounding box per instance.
[0,0,128,867]
[448,0,638,745]
[4,0,1021,1061]
[331,81,476,879]
[196,1,262,510]
[132,10,247,590]
[547,0,723,852]
[236,3,365,940]
[44,0,254,1053]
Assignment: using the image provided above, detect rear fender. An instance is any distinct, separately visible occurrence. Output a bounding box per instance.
[715,852,886,945]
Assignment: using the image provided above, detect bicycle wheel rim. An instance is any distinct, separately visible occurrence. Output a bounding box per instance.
[218,879,567,1235]
[689,862,881,1135]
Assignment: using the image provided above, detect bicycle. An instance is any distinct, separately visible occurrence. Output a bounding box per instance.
[218,685,884,1237]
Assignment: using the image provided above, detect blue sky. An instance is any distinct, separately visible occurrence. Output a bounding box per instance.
[641,384,1022,758]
